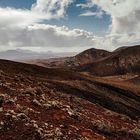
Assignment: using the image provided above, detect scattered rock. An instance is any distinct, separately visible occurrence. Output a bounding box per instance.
[92,120,113,134]
[129,127,140,136]
[32,99,42,107]
[5,98,16,105]
[55,127,63,137]
[23,87,44,96]
[0,107,3,112]
[35,87,44,95]
[17,113,29,121]
[0,98,3,107]
[23,87,36,96]
[67,107,79,120]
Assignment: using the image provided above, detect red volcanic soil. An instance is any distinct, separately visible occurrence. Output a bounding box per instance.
[0,59,140,140]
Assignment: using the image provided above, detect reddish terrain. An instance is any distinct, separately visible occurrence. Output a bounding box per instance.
[0,56,140,139]
[78,45,140,76]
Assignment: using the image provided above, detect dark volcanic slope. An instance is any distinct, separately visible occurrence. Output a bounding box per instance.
[0,59,140,140]
[26,45,139,76]
[79,45,140,76]
[73,48,111,66]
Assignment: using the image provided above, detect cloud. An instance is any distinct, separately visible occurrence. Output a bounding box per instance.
[76,1,94,8]
[0,0,139,52]
[0,0,86,52]
[0,0,73,28]
[32,0,73,19]
[0,7,41,28]
[79,10,103,18]
[90,0,140,34]
[90,0,140,17]
[0,24,95,51]
[79,0,140,49]
[93,32,140,51]
[0,0,96,52]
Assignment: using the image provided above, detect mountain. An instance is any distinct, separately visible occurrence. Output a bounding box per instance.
[0,59,140,140]
[26,48,111,68]
[0,49,39,60]
[113,46,129,52]
[24,45,140,77]
[74,48,111,65]
[78,45,140,76]
[0,49,76,60]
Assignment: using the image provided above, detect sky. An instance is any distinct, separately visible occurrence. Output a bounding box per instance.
[0,0,139,52]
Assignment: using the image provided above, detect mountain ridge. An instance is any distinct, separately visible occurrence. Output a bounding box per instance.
[78,45,140,76]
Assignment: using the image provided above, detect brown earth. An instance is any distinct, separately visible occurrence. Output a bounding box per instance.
[0,59,140,140]
[25,48,111,68]
[78,45,140,76]
[26,45,140,77]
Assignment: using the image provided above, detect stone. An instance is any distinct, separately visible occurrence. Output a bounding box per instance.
[32,99,42,107]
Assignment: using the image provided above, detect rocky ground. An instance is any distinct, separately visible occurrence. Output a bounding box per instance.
[0,60,140,140]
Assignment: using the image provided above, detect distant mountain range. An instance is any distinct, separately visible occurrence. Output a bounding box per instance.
[26,45,140,76]
[0,49,77,60]
[78,45,140,76]
[25,48,111,68]
[1,45,139,77]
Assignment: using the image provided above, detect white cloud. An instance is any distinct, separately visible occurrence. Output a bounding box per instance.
[0,7,41,28]
[0,0,87,52]
[90,0,140,18]
[32,0,73,19]
[0,0,73,28]
[85,0,140,32]
[0,0,139,52]
[0,0,96,52]
[0,24,95,51]
[79,10,103,17]
[89,0,140,44]
[76,1,94,8]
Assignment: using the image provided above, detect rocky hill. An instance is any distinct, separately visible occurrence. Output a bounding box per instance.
[25,48,111,68]
[26,45,140,76]
[78,45,140,76]
[74,48,110,65]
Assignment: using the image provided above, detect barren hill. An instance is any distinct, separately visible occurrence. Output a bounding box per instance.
[73,48,111,66]
[78,45,140,76]
[25,48,111,68]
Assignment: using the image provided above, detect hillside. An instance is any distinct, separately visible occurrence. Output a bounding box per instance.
[0,59,140,140]
[26,45,140,76]
[78,45,140,76]
[26,48,111,68]
[74,48,110,65]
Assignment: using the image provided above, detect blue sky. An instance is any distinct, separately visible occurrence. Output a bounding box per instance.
[0,0,36,9]
[47,1,111,36]
[0,0,139,52]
